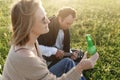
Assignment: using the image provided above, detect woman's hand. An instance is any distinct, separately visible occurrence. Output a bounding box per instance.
[76,52,99,71]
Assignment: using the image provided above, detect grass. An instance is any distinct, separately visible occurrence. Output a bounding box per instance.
[0,0,120,79]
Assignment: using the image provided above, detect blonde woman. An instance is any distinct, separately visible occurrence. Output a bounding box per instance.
[2,0,99,80]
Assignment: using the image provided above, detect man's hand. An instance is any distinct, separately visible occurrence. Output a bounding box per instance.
[55,50,64,59]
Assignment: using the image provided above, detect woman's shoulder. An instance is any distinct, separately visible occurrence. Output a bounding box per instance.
[9,46,43,64]
[8,46,44,65]
[15,48,36,57]
[9,46,36,58]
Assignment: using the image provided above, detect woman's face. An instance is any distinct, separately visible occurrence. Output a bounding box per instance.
[31,6,50,36]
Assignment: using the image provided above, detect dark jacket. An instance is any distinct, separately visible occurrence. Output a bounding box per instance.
[38,16,70,52]
[37,16,84,67]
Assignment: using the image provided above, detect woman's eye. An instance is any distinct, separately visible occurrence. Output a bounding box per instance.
[41,17,46,24]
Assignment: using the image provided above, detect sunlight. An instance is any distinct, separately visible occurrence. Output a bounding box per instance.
[50,0,75,8]
[52,0,73,4]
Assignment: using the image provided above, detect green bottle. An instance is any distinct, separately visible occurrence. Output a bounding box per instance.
[86,34,96,55]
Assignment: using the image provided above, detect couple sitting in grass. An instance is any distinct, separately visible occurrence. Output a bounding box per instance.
[2,0,99,80]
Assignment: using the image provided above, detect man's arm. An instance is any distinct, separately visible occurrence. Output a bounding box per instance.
[39,45,65,59]
[39,45,57,57]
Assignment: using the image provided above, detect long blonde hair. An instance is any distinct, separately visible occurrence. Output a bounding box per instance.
[11,0,42,46]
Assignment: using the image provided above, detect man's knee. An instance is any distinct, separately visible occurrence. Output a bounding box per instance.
[63,58,74,63]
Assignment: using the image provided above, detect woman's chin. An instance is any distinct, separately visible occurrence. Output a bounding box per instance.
[46,28,49,33]
[45,30,49,34]
[42,29,49,35]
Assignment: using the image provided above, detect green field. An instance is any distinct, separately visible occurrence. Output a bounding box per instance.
[0,0,120,79]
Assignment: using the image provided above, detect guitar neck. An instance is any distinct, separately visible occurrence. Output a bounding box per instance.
[64,52,72,57]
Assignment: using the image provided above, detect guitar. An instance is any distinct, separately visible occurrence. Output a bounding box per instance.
[43,50,84,62]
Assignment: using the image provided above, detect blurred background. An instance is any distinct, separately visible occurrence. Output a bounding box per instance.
[0,0,120,79]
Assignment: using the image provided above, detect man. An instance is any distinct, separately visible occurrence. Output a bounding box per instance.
[38,7,86,80]
[38,7,83,66]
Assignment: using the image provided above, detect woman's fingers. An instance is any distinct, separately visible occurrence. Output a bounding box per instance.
[89,52,99,64]
[82,52,87,59]
[78,52,99,70]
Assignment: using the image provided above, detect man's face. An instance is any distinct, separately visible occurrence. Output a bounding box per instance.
[59,15,75,30]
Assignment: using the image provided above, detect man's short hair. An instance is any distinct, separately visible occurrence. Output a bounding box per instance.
[57,7,76,19]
